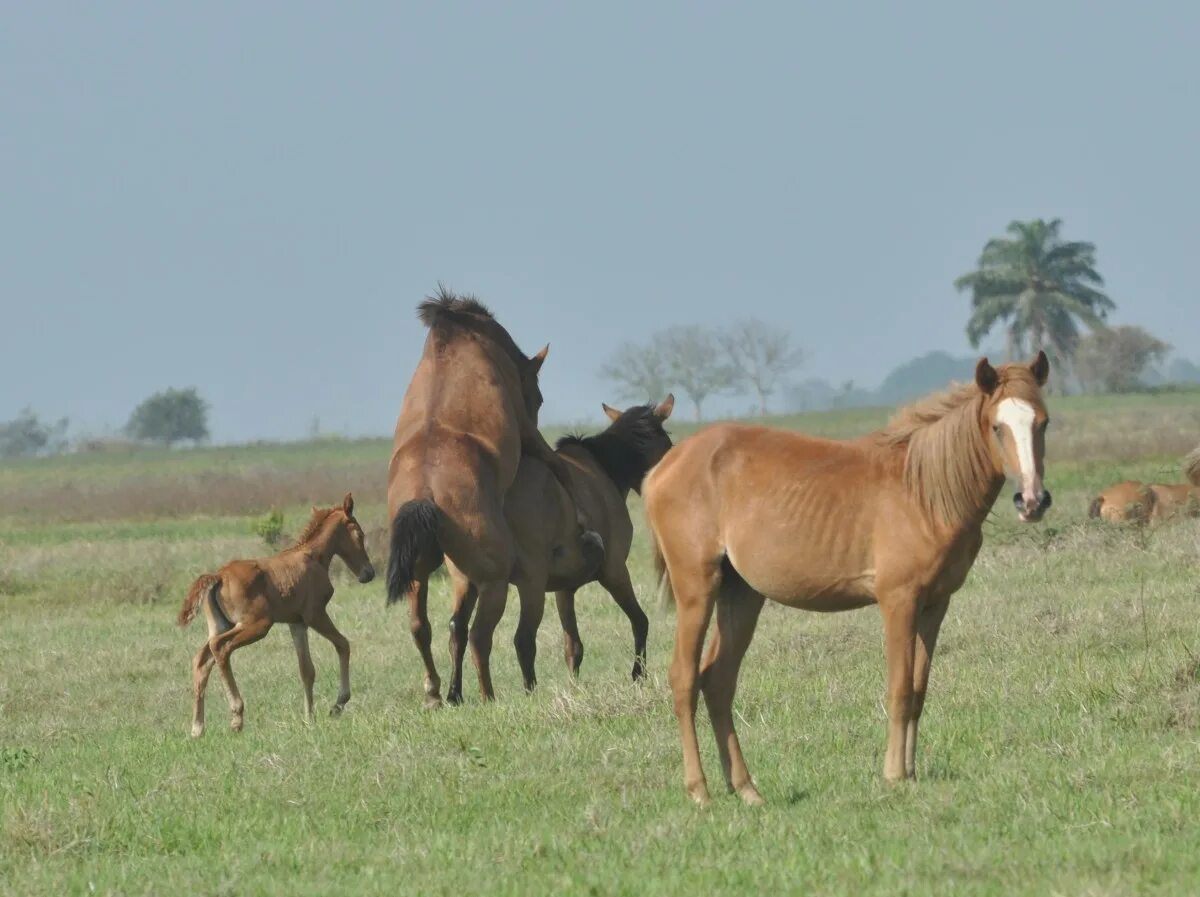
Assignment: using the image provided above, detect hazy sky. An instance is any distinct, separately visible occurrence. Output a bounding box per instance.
[3,3,1197,442]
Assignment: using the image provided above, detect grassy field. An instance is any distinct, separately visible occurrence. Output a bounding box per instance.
[2,394,1200,895]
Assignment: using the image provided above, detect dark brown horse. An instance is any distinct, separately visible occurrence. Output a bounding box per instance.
[645,354,1052,804]
[178,494,374,736]
[445,396,675,702]
[386,288,596,707]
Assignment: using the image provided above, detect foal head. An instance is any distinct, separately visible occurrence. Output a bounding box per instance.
[324,493,376,583]
[976,351,1052,522]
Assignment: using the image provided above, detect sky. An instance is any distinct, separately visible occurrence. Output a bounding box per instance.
[2,2,1197,442]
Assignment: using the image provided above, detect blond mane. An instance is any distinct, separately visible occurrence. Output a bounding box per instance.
[872,368,1043,525]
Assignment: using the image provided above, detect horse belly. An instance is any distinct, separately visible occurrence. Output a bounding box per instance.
[730,546,876,613]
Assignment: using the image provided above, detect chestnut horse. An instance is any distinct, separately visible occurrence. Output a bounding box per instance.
[645,353,1052,804]
[386,289,596,707]
[1089,446,1200,523]
[178,494,374,736]
[444,396,675,702]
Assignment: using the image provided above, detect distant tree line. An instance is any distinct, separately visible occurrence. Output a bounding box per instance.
[600,319,803,420]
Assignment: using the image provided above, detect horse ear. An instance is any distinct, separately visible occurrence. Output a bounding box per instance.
[529,344,549,372]
[342,493,354,516]
[654,393,675,421]
[975,357,999,394]
[1030,350,1050,386]
[602,402,622,422]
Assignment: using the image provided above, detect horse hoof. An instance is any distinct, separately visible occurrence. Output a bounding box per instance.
[329,704,344,717]
[686,783,711,807]
[426,694,446,710]
[737,784,765,807]
[190,724,204,738]
[231,717,244,733]
[631,664,645,682]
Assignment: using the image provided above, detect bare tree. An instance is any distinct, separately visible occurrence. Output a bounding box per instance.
[719,319,803,416]
[598,341,670,403]
[659,325,737,421]
[1074,325,1171,393]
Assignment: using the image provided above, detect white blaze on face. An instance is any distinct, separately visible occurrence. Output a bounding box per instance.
[995,397,1042,511]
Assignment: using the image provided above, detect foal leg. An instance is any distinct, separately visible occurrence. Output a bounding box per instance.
[700,577,765,805]
[468,581,509,701]
[211,618,272,732]
[668,563,720,805]
[907,596,951,778]
[599,565,649,681]
[446,577,478,706]
[406,578,442,709]
[555,589,583,676]
[880,596,919,783]
[289,623,316,723]
[190,642,216,738]
[513,580,546,692]
[308,608,352,716]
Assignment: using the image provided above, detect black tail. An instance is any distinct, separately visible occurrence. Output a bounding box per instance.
[386,499,441,605]
[1088,496,1104,519]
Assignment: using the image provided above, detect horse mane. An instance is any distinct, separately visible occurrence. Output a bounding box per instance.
[416,284,529,370]
[293,507,338,547]
[871,367,1043,525]
[557,404,670,493]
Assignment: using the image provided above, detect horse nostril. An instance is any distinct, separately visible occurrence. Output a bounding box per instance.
[1041,490,1052,509]
[359,564,376,584]
[1012,491,1024,510]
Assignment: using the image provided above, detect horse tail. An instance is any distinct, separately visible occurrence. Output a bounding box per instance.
[1184,444,1200,487]
[648,526,674,612]
[1088,496,1104,519]
[178,573,220,627]
[386,499,442,605]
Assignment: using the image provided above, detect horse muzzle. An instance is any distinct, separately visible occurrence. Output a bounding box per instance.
[358,563,376,584]
[1013,490,1052,522]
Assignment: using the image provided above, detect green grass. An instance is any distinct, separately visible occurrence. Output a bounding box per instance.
[3,395,1200,895]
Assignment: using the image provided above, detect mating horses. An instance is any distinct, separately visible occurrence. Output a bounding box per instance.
[445,396,675,702]
[1088,446,1200,523]
[386,289,596,707]
[645,353,1051,805]
[178,494,374,736]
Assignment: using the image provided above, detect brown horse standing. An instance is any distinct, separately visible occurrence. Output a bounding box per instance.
[386,289,596,707]
[444,396,675,701]
[645,354,1052,804]
[178,494,374,736]
[1089,446,1200,522]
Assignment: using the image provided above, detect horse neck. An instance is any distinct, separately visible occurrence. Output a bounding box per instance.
[297,523,339,569]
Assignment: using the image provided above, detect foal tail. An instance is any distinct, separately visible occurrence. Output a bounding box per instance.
[386,499,442,605]
[1184,444,1200,487]
[1088,496,1104,519]
[648,526,675,612]
[178,574,220,627]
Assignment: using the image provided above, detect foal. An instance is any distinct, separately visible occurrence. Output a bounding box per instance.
[178,494,375,736]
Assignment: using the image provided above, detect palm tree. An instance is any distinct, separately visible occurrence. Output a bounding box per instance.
[955,219,1115,376]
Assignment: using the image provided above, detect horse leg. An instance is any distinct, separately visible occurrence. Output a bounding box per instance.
[468,581,509,701]
[289,623,316,723]
[699,576,765,805]
[446,568,478,706]
[190,642,216,738]
[211,618,272,732]
[907,596,950,779]
[667,563,720,805]
[554,589,583,676]
[513,580,546,692]
[880,596,919,782]
[599,566,649,681]
[307,608,352,716]
[406,578,442,709]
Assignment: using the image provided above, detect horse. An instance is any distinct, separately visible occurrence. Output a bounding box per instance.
[385,288,598,707]
[177,493,374,736]
[444,396,675,702]
[1089,446,1200,523]
[644,353,1052,805]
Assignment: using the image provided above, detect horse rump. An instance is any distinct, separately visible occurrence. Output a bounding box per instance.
[386,499,442,605]
[1088,496,1104,519]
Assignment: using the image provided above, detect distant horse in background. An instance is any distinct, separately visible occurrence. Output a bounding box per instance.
[1089,446,1200,523]
[645,353,1051,805]
[386,288,598,707]
[445,396,675,702]
[178,494,374,736]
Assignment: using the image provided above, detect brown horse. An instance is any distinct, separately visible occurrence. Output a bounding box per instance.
[444,396,675,702]
[178,494,374,736]
[645,353,1052,804]
[386,288,596,707]
[1089,446,1200,523]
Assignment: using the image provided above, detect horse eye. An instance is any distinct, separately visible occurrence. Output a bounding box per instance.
[992,424,1002,435]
